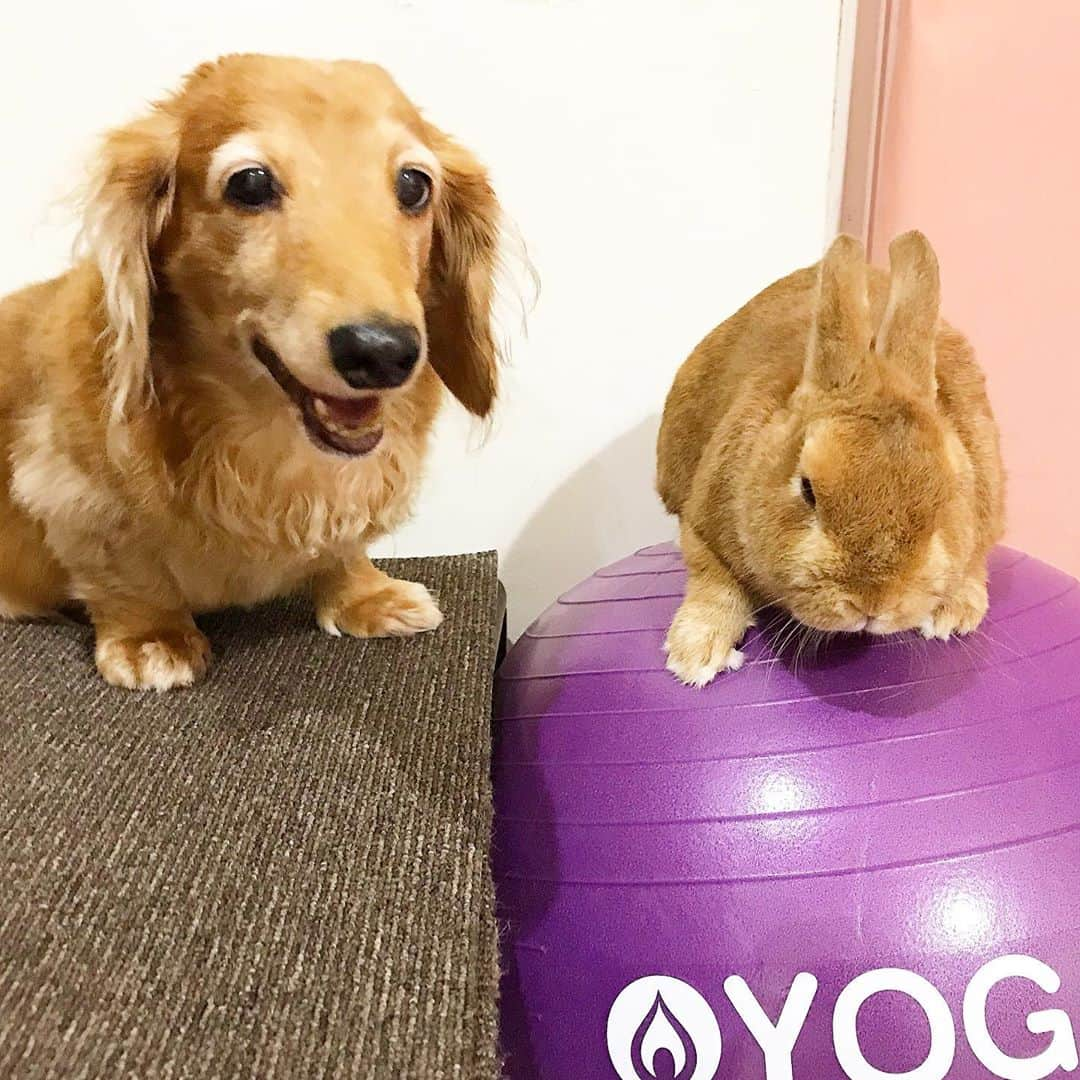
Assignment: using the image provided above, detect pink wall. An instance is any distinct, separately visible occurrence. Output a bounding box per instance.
[868,1,1079,575]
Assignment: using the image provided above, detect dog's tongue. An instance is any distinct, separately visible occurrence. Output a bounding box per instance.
[316,394,380,426]
[308,393,383,456]
[313,395,380,427]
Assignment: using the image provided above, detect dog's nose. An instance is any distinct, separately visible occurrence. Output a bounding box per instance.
[327,321,420,390]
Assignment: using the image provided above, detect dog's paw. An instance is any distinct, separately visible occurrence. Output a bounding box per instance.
[96,627,211,691]
[920,578,989,641]
[317,578,443,639]
[664,603,746,688]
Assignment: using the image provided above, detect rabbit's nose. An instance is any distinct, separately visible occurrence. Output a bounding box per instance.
[838,601,869,631]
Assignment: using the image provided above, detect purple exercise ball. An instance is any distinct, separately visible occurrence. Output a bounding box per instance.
[493,544,1080,1080]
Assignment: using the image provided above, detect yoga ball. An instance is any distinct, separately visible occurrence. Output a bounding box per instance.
[493,544,1080,1080]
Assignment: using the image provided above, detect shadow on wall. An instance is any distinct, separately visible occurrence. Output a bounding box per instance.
[502,414,675,641]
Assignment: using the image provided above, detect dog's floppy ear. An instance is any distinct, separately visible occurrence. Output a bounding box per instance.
[81,106,179,424]
[424,129,501,418]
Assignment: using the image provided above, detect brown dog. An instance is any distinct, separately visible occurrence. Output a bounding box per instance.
[0,54,503,690]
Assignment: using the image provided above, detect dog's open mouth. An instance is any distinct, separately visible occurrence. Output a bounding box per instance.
[251,337,383,457]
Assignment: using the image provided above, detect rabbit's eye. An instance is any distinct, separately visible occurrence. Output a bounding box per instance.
[800,477,817,508]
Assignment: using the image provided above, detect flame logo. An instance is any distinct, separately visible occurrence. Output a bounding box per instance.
[630,992,698,1080]
[607,975,721,1080]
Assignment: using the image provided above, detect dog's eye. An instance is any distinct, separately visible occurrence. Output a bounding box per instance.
[396,167,432,213]
[800,476,817,509]
[224,166,280,210]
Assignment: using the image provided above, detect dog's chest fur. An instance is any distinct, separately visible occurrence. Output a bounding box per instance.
[10,392,428,612]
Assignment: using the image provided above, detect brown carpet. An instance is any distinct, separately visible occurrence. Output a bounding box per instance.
[0,554,501,1079]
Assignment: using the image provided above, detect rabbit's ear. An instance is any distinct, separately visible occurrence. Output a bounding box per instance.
[877,230,940,399]
[804,233,872,391]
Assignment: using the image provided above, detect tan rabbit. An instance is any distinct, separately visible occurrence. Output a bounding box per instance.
[657,231,1004,686]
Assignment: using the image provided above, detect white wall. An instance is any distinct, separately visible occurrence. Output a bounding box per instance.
[0,0,842,637]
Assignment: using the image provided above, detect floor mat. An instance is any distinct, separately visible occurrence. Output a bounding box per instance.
[0,554,501,1079]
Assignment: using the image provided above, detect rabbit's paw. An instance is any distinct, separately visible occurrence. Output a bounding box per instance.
[920,577,988,640]
[664,602,747,687]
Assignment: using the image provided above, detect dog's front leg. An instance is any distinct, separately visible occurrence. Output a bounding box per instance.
[84,581,210,692]
[313,555,443,639]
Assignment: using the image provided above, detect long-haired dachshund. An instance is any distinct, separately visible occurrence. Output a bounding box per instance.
[0,54,503,690]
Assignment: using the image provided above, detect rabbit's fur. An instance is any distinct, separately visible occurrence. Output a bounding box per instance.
[657,232,1004,686]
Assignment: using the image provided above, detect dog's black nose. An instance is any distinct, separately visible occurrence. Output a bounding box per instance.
[327,321,420,390]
